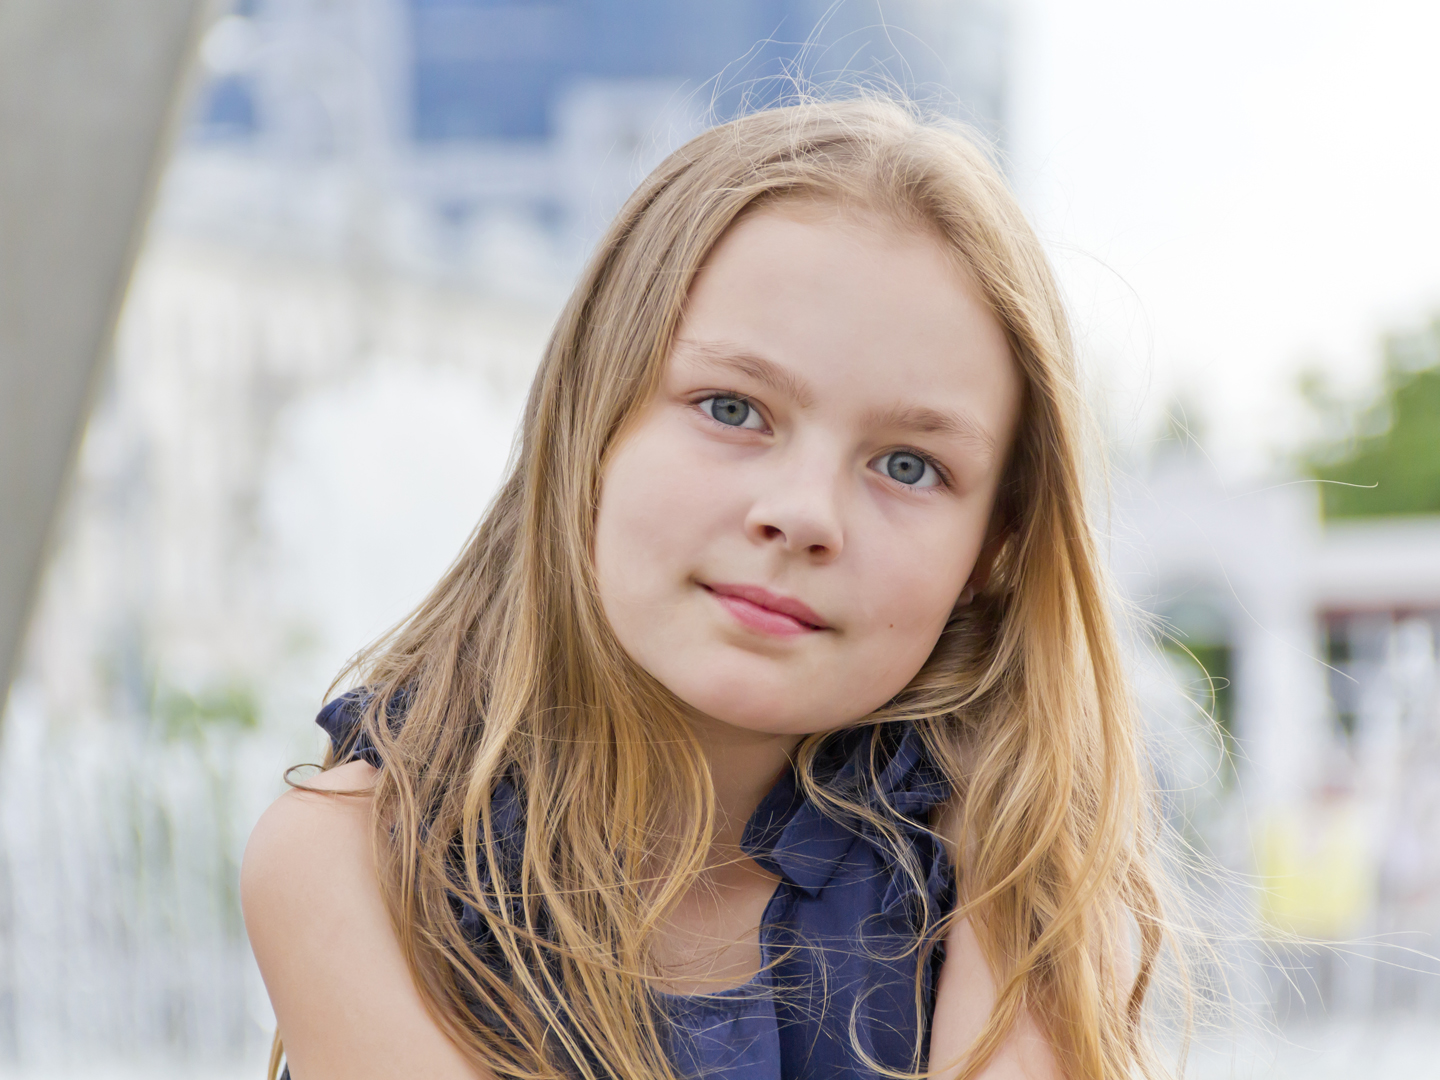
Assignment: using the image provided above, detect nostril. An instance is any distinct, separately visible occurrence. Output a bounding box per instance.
[763,525,783,540]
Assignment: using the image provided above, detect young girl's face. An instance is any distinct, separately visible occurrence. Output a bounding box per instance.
[594,201,1021,736]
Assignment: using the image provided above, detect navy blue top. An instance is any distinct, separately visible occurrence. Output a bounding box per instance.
[313,696,956,1079]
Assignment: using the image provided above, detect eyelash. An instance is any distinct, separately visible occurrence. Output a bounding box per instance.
[692,392,955,491]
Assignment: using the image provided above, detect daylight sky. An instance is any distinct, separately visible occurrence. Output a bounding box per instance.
[1008,0,1440,473]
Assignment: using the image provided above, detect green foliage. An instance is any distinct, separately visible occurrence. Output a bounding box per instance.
[1159,611,1236,787]
[1302,316,1440,519]
[1167,641,1234,739]
[1155,591,1236,792]
[156,682,261,741]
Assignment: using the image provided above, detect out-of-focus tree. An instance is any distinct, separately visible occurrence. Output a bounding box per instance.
[1301,316,1440,519]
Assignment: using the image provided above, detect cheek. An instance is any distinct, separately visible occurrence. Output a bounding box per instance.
[594,421,735,603]
[849,520,983,663]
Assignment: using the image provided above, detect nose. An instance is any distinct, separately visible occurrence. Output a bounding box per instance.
[743,444,845,560]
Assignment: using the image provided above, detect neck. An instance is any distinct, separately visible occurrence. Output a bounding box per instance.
[686,712,801,866]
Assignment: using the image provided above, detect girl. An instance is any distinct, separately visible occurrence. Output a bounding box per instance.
[243,98,1171,1080]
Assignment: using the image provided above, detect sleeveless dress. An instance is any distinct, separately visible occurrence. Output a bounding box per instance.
[303,695,956,1079]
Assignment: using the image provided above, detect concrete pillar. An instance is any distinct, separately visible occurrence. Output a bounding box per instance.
[0,0,210,702]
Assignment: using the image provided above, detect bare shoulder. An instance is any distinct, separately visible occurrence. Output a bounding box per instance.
[298,758,382,794]
[930,916,1063,1080]
[242,761,489,1080]
[242,762,380,928]
[242,761,378,919]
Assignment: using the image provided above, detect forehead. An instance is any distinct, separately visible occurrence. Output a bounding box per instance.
[686,198,992,340]
[673,201,1019,433]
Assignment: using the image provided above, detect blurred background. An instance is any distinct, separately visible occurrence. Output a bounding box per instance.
[0,1,1437,1076]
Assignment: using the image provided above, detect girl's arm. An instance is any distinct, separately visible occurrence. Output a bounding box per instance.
[241,761,490,1080]
[929,916,1063,1080]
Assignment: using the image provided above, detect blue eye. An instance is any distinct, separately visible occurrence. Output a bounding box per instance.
[875,451,941,488]
[702,396,763,429]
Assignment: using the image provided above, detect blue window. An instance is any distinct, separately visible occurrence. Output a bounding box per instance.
[404,0,947,145]
[195,74,259,139]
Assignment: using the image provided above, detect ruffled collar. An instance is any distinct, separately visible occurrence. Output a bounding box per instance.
[742,722,952,898]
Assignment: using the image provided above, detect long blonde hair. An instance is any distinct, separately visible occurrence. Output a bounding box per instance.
[291,98,1173,1080]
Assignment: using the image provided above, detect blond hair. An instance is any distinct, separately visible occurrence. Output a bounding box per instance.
[286,98,1174,1080]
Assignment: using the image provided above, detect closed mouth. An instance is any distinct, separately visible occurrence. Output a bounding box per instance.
[701,582,830,631]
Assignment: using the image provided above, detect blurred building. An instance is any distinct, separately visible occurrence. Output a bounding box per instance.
[173,0,1007,280]
[1115,437,1440,1014]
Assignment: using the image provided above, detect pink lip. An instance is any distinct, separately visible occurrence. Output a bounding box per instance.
[704,582,830,637]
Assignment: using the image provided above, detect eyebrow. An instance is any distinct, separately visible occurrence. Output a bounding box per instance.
[862,402,998,463]
[671,339,817,408]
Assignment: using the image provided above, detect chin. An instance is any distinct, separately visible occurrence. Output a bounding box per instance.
[673,675,850,736]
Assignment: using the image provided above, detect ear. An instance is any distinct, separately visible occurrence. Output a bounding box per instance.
[955,517,1010,609]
